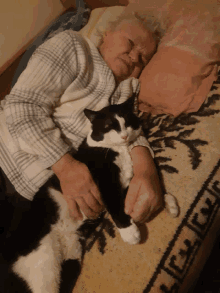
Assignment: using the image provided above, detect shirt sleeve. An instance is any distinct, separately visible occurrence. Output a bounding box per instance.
[4,31,80,169]
[129,95,154,158]
[129,135,154,158]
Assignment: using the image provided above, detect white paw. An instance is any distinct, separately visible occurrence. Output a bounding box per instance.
[118,222,141,245]
[164,193,179,218]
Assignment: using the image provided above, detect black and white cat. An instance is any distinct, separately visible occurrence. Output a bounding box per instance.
[1,96,178,293]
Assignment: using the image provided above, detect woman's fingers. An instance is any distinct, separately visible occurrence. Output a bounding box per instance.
[124,178,140,215]
[131,192,162,223]
[90,181,104,207]
[83,190,104,214]
[75,195,99,219]
[69,198,83,221]
[130,202,151,223]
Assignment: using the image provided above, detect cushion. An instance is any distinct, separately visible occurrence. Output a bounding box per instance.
[138,46,218,116]
[80,3,220,116]
[124,1,220,116]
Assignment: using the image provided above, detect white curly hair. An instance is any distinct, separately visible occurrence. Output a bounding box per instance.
[96,10,163,46]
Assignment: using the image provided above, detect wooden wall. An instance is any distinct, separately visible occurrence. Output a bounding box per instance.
[0,54,24,100]
[0,0,128,100]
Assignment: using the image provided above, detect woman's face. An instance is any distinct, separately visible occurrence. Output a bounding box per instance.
[99,20,157,83]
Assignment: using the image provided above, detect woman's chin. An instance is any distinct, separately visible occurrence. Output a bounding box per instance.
[114,71,132,83]
[112,63,133,82]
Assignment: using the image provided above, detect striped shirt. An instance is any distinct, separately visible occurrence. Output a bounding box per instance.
[0,30,152,200]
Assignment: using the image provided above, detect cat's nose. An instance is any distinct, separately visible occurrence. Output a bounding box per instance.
[121,135,128,140]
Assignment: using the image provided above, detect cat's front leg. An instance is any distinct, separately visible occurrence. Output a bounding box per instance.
[107,207,141,245]
[100,186,141,244]
[117,218,141,245]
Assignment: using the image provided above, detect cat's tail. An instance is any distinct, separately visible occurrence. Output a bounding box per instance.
[164,193,179,218]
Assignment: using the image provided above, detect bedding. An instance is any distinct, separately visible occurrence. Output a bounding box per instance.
[80,3,220,116]
[8,2,220,293]
[72,67,220,292]
[76,5,220,292]
[138,47,218,116]
[124,1,220,116]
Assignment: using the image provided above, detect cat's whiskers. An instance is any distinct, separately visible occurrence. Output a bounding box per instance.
[105,148,110,159]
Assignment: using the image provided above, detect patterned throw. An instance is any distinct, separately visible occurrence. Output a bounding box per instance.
[72,71,220,293]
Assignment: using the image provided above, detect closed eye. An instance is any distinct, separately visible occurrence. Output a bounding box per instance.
[128,39,134,48]
[141,52,151,66]
[142,50,156,66]
[141,56,148,66]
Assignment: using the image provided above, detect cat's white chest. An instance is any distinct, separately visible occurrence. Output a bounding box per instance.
[113,146,133,189]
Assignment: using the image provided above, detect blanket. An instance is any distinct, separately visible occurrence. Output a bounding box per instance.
[72,70,220,292]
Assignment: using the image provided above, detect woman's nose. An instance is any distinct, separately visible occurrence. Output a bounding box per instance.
[129,49,140,63]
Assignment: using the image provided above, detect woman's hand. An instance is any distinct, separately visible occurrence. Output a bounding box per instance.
[125,146,163,223]
[52,153,104,220]
[125,171,163,223]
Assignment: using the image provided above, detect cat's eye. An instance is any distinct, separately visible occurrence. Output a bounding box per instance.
[105,123,111,128]
[104,118,112,129]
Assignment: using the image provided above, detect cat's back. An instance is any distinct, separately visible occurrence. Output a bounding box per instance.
[1,177,60,262]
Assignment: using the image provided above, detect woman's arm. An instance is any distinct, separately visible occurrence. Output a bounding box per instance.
[125,146,163,223]
[4,31,104,219]
[52,153,104,220]
[4,31,77,169]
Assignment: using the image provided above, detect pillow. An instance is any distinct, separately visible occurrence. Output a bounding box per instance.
[124,1,220,116]
[138,46,218,116]
[80,4,219,116]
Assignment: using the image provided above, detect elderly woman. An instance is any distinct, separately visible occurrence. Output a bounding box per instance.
[0,13,161,225]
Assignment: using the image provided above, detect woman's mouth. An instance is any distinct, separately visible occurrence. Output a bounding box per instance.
[119,57,133,68]
[119,58,134,75]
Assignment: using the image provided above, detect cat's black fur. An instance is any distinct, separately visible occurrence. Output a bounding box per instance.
[73,95,140,229]
[0,95,142,293]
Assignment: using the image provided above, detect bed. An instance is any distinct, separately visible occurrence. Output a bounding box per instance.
[9,0,220,292]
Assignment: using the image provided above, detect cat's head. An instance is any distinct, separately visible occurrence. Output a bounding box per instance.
[84,95,142,148]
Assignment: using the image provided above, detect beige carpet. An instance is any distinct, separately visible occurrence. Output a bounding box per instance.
[73,70,220,293]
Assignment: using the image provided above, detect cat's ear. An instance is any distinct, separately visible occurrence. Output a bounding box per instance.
[84,109,97,123]
[122,93,136,111]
